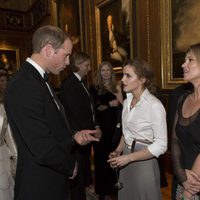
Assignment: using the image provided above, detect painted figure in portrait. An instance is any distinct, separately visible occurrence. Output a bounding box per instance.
[101,0,130,68]
[0,50,19,75]
[57,0,81,52]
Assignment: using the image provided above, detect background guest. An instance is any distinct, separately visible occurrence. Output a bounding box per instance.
[90,61,123,200]
[60,51,102,200]
[0,70,17,200]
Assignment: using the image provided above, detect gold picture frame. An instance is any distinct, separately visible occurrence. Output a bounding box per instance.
[0,46,20,75]
[95,0,134,73]
[160,0,186,89]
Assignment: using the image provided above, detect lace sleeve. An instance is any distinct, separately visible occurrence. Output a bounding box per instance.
[171,111,187,183]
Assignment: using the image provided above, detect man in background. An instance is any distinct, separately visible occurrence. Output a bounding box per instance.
[60,51,102,200]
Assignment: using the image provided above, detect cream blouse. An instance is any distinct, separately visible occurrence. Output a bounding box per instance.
[122,89,167,157]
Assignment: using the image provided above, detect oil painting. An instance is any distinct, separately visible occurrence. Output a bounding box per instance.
[96,0,133,72]
[0,47,20,75]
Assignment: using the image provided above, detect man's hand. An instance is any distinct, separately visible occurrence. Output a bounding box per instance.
[74,129,99,145]
[95,126,102,139]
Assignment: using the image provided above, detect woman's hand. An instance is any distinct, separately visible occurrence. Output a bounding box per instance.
[108,150,120,168]
[109,99,119,107]
[97,104,108,111]
[109,150,120,159]
[108,154,131,168]
[182,169,200,195]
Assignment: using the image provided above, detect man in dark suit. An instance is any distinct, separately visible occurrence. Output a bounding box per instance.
[60,52,102,200]
[4,25,98,200]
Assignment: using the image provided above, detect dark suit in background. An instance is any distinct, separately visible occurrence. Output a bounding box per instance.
[60,73,95,200]
[5,63,75,200]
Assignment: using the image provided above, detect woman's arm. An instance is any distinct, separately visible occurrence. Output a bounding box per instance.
[192,154,200,175]
[115,135,125,153]
[172,112,200,198]
[108,144,154,168]
[108,135,125,166]
[172,112,187,183]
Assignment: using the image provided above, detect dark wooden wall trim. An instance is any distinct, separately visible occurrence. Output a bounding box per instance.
[0,0,50,32]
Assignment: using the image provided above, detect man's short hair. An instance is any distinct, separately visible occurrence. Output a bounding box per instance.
[32,25,71,53]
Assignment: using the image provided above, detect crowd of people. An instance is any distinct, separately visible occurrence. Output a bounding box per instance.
[1,24,200,200]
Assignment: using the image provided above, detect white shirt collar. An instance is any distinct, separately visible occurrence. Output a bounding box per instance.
[26,57,46,78]
[73,72,82,81]
[126,88,149,104]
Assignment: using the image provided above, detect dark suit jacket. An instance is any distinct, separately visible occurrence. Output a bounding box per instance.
[4,62,75,200]
[60,73,96,194]
[60,73,96,131]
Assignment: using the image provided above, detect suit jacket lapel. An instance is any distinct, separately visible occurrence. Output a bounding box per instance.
[25,63,72,130]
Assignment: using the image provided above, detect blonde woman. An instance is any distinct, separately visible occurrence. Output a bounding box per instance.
[172,43,200,200]
[91,61,123,200]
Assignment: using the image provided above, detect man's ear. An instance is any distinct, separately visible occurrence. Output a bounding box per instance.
[42,44,54,58]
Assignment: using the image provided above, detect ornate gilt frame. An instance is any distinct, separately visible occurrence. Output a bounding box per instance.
[0,46,20,75]
[160,0,185,89]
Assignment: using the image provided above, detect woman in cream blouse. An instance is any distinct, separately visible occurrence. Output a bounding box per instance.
[108,59,167,200]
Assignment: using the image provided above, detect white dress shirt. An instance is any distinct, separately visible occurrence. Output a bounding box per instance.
[26,57,45,78]
[26,58,61,110]
[122,89,167,157]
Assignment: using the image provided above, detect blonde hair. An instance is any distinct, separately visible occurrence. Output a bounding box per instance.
[94,61,118,94]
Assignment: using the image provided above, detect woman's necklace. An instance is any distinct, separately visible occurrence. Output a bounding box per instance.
[130,98,139,110]
[130,89,144,111]
[130,104,134,110]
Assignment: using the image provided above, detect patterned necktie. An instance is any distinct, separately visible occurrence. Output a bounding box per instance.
[80,80,95,123]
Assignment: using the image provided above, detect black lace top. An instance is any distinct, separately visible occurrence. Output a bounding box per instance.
[172,92,200,183]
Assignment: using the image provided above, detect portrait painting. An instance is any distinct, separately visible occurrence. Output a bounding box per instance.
[56,0,84,82]
[0,47,20,75]
[96,0,133,72]
[172,0,200,79]
[57,0,82,52]
[160,0,200,88]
